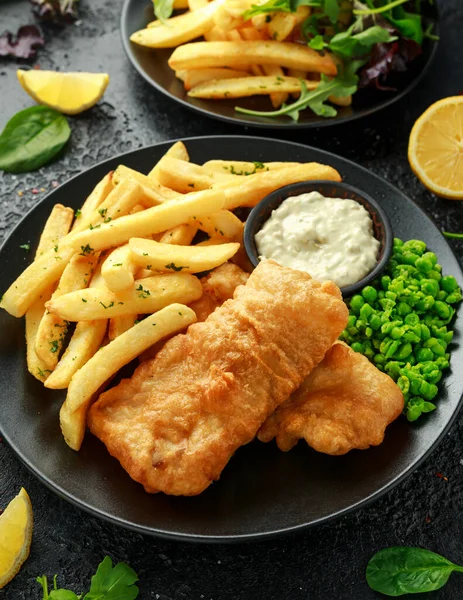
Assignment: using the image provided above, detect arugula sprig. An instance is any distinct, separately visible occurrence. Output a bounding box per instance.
[153,0,174,22]
[366,547,463,596]
[37,556,139,600]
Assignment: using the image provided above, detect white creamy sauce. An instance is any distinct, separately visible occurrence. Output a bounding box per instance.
[255,191,380,288]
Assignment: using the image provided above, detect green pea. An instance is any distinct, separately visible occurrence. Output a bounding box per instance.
[416,347,434,362]
[421,279,439,297]
[427,371,442,384]
[423,382,438,400]
[428,269,442,282]
[369,314,382,330]
[431,342,445,357]
[395,342,412,360]
[415,256,433,273]
[390,327,405,340]
[347,315,357,328]
[397,301,412,316]
[440,275,458,294]
[397,375,410,394]
[374,353,386,365]
[404,313,419,326]
[435,356,449,369]
[393,237,404,248]
[350,294,365,314]
[360,303,374,321]
[403,331,420,343]
[443,331,454,344]
[378,290,386,300]
[403,240,427,255]
[372,338,382,350]
[381,275,392,291]
[351,342,364,354]
[361,286,377,303]
[436,290,447,301]
[416,296,435,311]
[348,326,359,336]
[402,251,419,266]
[446,292,463,304]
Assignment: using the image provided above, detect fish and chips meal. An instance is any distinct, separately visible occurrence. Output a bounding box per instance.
[130,0,437,121]
[1,140,460,496]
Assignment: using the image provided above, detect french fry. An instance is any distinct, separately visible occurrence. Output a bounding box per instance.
[182,68,251,90]
[204,26,228,41]
[101,244,137,292]
[330,94,353,107]
[129,203,146,214]
[251,14,268,31]
[1,246,75,318]
[191,209,243,239]
[195,236,233,246]
[203,159,302,173]
[113,165,181,201]
[159,223,198,245]
[267,12,297,42]
[215,163,342,209]
[108,314,138,341]
[173,0,189,7]
[148,141,190,181]
[71,173,113,232]
[132,0,227,48]
[44,265,108,390]
[36,204,75,255]
[223,0,253,18]
[59,303,197,450]
[73,178,156,233]
[288,68,307,98]
[155,156,214,192]
[188,75,318,99]
[231,27,267,78]
[129,238,240,273]
[26,203,74,381]
[135,268,154,279]
[46,273,203,321]
[35,253,99,369]
[169,41,338,74]
[188,0,208,9]
[261,64,289,108]
[62,189,225,253]
[213,3,243,30]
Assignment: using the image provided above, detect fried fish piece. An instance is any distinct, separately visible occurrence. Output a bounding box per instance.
[88,260,348,495]
[258,341,404,454]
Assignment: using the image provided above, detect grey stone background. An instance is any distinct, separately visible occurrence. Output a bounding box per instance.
[1,0,462,598]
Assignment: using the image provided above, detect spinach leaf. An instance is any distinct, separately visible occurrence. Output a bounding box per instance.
[0,106,70,173]
[366,547,463,596]
[153,0,174,22]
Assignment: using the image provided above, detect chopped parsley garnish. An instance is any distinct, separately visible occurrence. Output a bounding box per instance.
[164,262,187,272]
[75,208,82,217]
[99,301,114,309]
[19,243,30,251]
[79,244,94,256]
[49,340,59,353]
[81,298,87,302]
[98,208,108,217]
[136,284,150,298]
[53,245,58,253]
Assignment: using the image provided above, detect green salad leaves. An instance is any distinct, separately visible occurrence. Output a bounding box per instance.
[152,0,175,22]
[37,557,139,600]
[367,547,463,596]
[0,106,70,173]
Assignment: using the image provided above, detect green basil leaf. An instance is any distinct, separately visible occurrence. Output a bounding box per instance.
[153,0,174,22]
[0,106,70,173]
[366,547,463,596]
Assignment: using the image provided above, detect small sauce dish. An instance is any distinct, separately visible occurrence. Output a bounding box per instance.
[243,180,393,297]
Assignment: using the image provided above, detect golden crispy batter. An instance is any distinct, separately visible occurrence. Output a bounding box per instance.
[88,260,348,496]
[258,341,404,454]
[189,261,249,321]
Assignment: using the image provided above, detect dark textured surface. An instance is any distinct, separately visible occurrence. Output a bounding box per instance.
[0,0,462,598]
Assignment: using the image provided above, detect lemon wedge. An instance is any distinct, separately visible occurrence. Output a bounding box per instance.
[0,488,33,589]
[408,96,463,200]
[17,70,110,115]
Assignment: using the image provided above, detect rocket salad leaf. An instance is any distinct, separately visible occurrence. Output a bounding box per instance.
[366,547,463,596]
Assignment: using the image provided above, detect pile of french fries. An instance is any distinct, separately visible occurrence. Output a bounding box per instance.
[0,141,341,452]
[130,0,352,110]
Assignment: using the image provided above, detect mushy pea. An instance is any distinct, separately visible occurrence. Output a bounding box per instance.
[255,191,380,288]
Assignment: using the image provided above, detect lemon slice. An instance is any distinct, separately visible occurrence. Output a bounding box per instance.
[17,70,110,115]
[0,488,33,589]
[408,96,463,200]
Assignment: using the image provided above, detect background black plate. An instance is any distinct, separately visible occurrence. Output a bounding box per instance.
[1,136,462,542]
[121,0,439,129]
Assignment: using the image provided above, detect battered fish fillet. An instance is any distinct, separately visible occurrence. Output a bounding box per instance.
[88,260,348,496]
[258,341,404,454]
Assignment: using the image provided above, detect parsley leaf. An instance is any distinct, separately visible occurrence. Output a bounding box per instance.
[165,262,188,271]
[19,243,30,251]
[153,0,174,22]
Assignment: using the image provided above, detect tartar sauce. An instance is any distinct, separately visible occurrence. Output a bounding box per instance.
[255,191,380,288]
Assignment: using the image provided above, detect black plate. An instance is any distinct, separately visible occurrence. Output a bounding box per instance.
[1,136,462,542]
[121,0,438,129]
